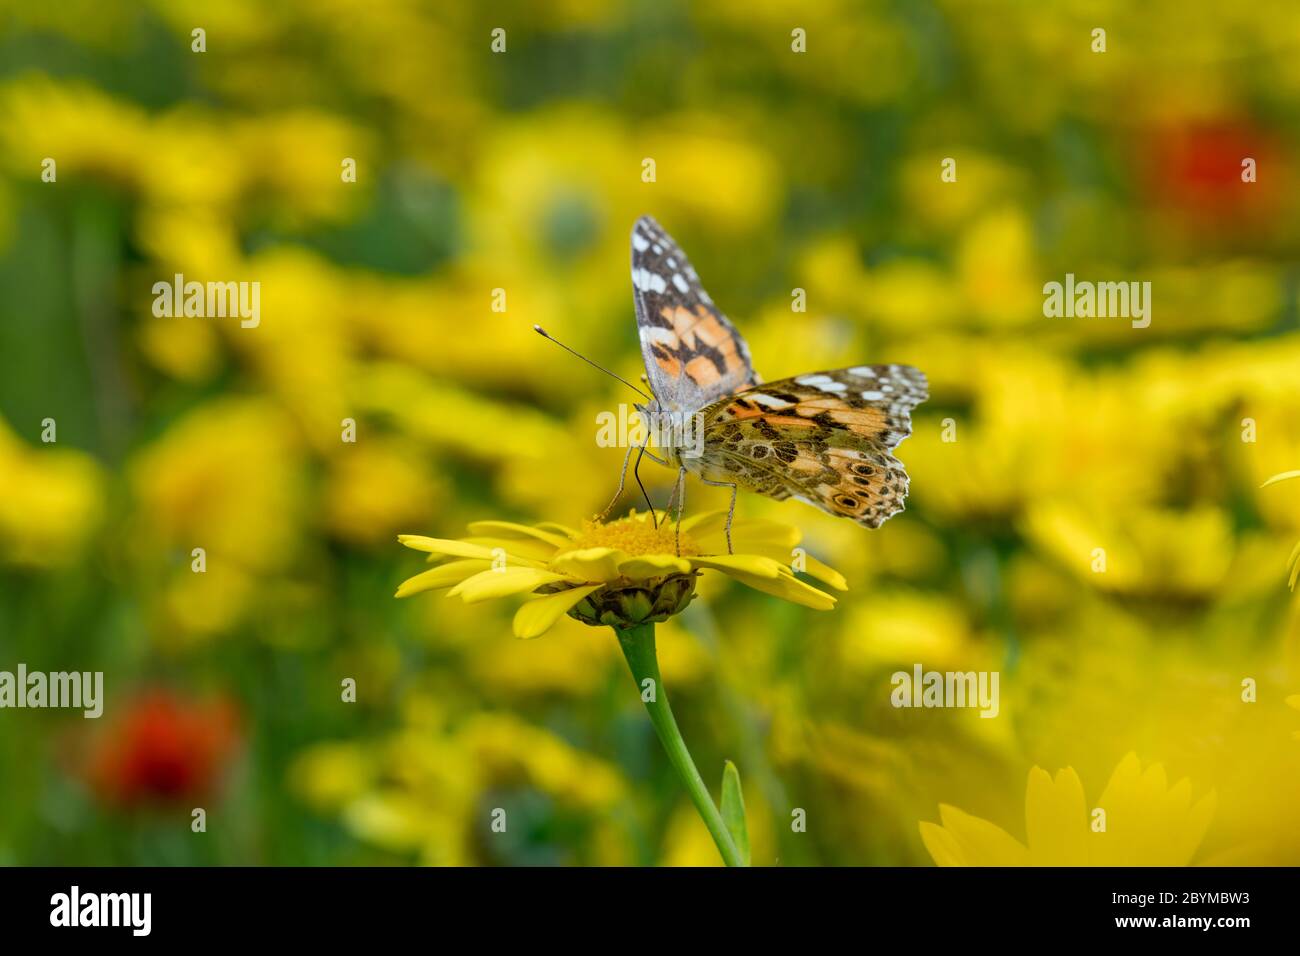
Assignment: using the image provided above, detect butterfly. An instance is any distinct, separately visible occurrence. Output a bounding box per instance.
[607,215,928,552]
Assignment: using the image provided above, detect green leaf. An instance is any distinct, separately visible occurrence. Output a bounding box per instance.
[720,760,751,866]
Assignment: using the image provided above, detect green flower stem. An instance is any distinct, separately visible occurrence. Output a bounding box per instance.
[615,622,745,867]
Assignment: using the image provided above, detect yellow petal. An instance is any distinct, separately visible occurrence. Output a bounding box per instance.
[395,559,491,598]
[678,510,728,534]
[466,520,571,549]
[1097,751,1143,810]
[919,821,968,867]
[735,519,803,545]
[548,547,627,582]
[691,556,835,609]
[512,585,604,639]
[799,553,848,591]
[448,567,574,603]
[617,553,692,579]
[937,804,1029,866]
[701,541,844,591]
[462,536,552,565]
[689,553,785,578]
[747,573,836,609]
[1184,790,1216,861]
[397,535,496,560]
[696,520,801,553]
[535,521,579,537]
[1024,766,1088,865]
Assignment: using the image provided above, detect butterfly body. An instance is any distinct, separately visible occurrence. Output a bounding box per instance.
[628,216,927,532]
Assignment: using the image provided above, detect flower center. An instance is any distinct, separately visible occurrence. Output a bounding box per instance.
[568,512,699,557]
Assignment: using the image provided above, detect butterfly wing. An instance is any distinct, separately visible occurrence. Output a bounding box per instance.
[693,365,928,527]
[631,215,758,415]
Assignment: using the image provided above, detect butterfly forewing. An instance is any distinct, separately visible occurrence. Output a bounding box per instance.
[630,216,757,414]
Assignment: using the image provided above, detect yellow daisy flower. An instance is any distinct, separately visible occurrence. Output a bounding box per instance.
[395,509,845,639]
[395,508,847,867]
[920,752,1216,866]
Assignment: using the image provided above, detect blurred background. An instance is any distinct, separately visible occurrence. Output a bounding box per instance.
[1,0,1299,866]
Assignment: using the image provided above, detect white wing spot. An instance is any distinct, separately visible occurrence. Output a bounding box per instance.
[632,231,650,252]
[749,393,794,409]
[796,374,847,393]
[849,366,877,378]
[860,390,884,400]
[672,273,690,293]
[632,268,668,293]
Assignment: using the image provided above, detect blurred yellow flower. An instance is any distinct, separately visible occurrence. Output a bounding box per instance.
[920,753,1216,866]
[356,363,570,467]
[1,75,363,221]
[129,398,303,569]
[1024,502,1236,599]
[639,119,782,234]
[0,417,104,568]
[900,150,1025,232]
[956,207,1041,328]
[291,704,627,866]
[127,397,305,640]
[1,76,151,191]
[396,510,845,638]
[322,438,442,548]
[841,589,974,671]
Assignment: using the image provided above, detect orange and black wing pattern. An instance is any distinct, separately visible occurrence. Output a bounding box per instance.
[695,366,929,527]
[630,215,757,414]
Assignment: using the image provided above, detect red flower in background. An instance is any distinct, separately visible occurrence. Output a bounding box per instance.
[85,690,240,806]
[1142,118,1281,227]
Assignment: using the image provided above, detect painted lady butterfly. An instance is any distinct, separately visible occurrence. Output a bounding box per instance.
[607,215,928,551]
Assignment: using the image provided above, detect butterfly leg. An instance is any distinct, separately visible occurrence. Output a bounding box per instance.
[597,443,636,521]
[633,442,667,528]
[700,477,738,554]
[671,465,687,556]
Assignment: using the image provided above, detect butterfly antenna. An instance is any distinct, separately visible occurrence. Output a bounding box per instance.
[533,326,653,402]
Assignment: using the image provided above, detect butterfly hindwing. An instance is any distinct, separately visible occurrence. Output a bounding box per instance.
[631,216,757,414]
[692,366,928,527]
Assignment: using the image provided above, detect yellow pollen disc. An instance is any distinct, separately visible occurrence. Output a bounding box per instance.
[568,513,699,557]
